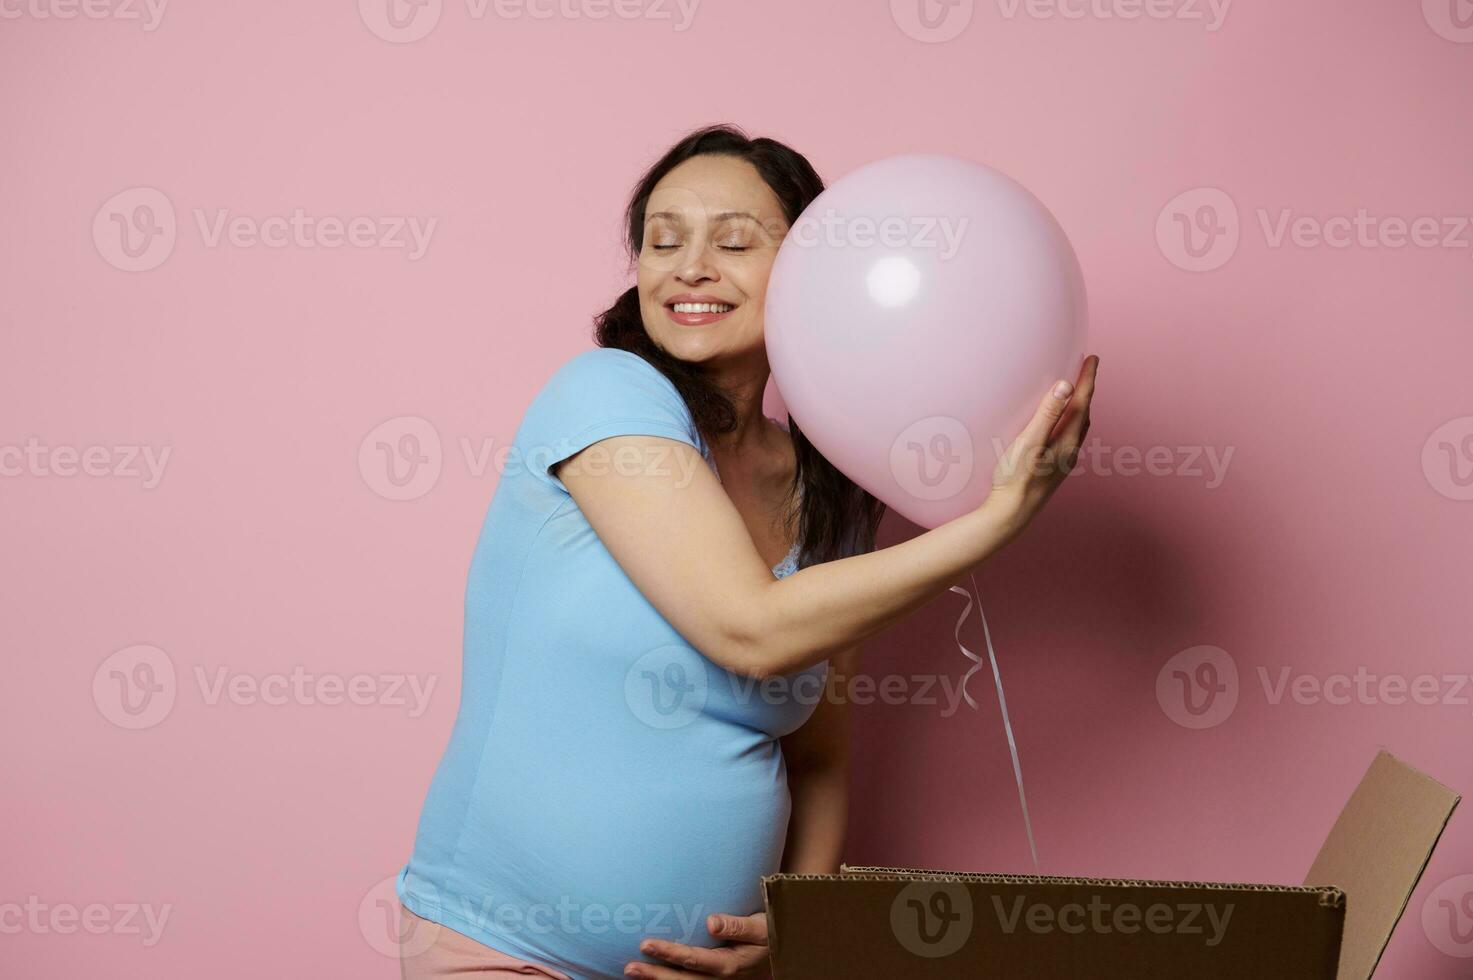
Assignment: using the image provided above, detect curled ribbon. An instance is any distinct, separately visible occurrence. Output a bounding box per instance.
[949,571,1040,873]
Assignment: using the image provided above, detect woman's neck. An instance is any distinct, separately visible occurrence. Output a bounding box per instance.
[705,360,776,454]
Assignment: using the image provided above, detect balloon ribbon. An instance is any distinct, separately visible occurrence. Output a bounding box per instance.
[950,571,1040,873]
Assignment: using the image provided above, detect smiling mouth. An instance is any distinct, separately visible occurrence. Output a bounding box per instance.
[664,300,738,325]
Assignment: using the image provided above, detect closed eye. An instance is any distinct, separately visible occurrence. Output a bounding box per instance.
[648,243,750,253]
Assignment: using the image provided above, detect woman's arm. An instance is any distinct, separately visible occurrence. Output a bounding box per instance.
[557,357,1096,680]
[778,644,862,874]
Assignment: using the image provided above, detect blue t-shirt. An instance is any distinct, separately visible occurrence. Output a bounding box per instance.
[396,347,834,980]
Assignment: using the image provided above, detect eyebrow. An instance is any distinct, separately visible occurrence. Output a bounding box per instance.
[645,210,763,223]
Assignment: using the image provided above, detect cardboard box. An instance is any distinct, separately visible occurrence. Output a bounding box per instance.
[763,751,1459,979]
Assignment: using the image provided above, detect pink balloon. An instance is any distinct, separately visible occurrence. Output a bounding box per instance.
[765,155,1088,529]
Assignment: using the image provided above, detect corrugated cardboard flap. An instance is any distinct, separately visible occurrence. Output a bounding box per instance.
[1303,749,1461,980]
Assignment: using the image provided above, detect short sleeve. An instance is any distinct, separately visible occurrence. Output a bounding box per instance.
[514,347,703,494]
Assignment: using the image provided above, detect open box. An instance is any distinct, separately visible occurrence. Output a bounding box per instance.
[763,751,1460,979]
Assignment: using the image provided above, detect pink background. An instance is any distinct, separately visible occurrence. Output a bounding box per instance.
[3,0,1471,976]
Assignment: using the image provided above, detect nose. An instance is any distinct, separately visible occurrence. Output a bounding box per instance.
[675,243,720,286]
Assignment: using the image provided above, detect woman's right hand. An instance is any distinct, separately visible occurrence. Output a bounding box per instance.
[987,354,1099,533]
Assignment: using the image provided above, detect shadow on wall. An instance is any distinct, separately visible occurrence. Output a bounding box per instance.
[843,484,1211,874]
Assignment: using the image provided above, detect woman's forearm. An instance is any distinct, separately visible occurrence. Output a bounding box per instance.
[780,760,849,875]
[738,497,1025,678]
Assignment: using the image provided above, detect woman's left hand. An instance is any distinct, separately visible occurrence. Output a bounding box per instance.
[624,911,771,979]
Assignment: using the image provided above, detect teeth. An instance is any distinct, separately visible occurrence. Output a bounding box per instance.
[673,303,733,314]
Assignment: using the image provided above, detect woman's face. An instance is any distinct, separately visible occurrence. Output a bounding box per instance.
[637,154,790,366]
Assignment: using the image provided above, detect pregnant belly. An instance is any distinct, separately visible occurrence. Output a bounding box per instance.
[450,750,791,980]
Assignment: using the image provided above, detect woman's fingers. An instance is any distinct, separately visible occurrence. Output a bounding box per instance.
[984,354,1100,527]
[993,378,1073,488]
[626,911,770,978]
[709,912,766,944]
[624,958,707,979]
[1013,376,1077,467]
[995,356,1099,488]
[633,938,763,978]
[635,938,719,972]
[1049,355,1100,465]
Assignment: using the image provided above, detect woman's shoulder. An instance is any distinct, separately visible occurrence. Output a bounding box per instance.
[547,346,666,387]
[514,346,698,459]
[529,346,687,409]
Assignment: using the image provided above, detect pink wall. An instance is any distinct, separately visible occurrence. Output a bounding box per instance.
[3,0,1471,976]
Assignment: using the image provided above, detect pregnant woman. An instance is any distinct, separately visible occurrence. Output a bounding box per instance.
[395,124,1099,980]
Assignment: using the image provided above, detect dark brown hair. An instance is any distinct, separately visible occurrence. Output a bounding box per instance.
[594,124,885,567]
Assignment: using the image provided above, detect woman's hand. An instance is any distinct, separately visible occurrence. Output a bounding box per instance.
[987,354,1099,532]
[625,911,771,979]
